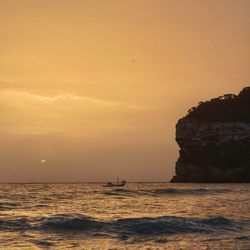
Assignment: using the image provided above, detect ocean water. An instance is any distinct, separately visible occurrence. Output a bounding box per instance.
[0,183,249,249]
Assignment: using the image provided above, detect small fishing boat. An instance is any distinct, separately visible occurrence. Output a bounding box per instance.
[103,178,126,187]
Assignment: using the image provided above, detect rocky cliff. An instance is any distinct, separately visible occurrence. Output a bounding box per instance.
[171,87,250,183]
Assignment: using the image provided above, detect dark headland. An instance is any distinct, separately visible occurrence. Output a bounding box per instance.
[171,87,250,183]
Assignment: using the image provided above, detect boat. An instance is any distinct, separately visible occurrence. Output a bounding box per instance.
[102,178,126,187]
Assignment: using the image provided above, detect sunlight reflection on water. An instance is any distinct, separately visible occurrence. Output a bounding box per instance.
[0,183,249,249]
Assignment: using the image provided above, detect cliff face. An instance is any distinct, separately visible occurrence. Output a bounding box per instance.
[171,87,250,183]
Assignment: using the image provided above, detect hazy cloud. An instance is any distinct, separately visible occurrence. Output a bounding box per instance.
[0,90,151,110]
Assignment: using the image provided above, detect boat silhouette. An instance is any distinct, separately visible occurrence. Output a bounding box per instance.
[103,177,126,187]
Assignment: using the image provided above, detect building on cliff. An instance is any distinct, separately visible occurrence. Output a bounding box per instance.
[171,87,250,183]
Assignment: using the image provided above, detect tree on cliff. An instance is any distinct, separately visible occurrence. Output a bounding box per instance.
[186,87,250,122]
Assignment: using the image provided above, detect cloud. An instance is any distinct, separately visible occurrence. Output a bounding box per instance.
[0,89,162,136]
[0,90,150,110]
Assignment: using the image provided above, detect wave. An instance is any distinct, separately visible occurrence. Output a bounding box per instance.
[114,216,236,235]
[0,202,19,210]
[40,214,104,231]
[148,188,232,196]
[103,188,232,197]
[0,218,30,230]
[1,214,247,236]
[38,215,250,237]
[103,189,138,196]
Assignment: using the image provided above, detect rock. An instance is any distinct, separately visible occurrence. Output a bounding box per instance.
[171,87,250,183]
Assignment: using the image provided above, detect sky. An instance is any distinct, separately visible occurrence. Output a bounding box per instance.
[0,0,249,182]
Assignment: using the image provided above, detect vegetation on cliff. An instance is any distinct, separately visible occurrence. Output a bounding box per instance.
[171,87,250,182]
[186,87,250,122]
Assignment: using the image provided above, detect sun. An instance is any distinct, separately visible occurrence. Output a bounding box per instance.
[40,159,46,163]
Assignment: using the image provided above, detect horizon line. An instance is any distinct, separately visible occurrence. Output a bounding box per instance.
[0,181,170,184]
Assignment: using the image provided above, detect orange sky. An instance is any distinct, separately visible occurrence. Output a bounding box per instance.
[0,0,249,182]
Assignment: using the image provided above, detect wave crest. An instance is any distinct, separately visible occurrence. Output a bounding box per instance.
[0,218,29,230]
[1,214,248,239]
[149,188,232,195]
[0,202,18,210]
[103,188,232,197]
[41,214,104,231]
[115,216,235,235]
[39,215,241,235]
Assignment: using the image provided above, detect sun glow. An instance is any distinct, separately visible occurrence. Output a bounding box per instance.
[0,0,249,182]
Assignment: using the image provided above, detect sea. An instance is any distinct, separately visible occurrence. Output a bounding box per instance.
[0,183,249,249]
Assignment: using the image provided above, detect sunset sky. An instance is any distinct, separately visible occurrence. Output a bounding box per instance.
[0,0,249,182]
